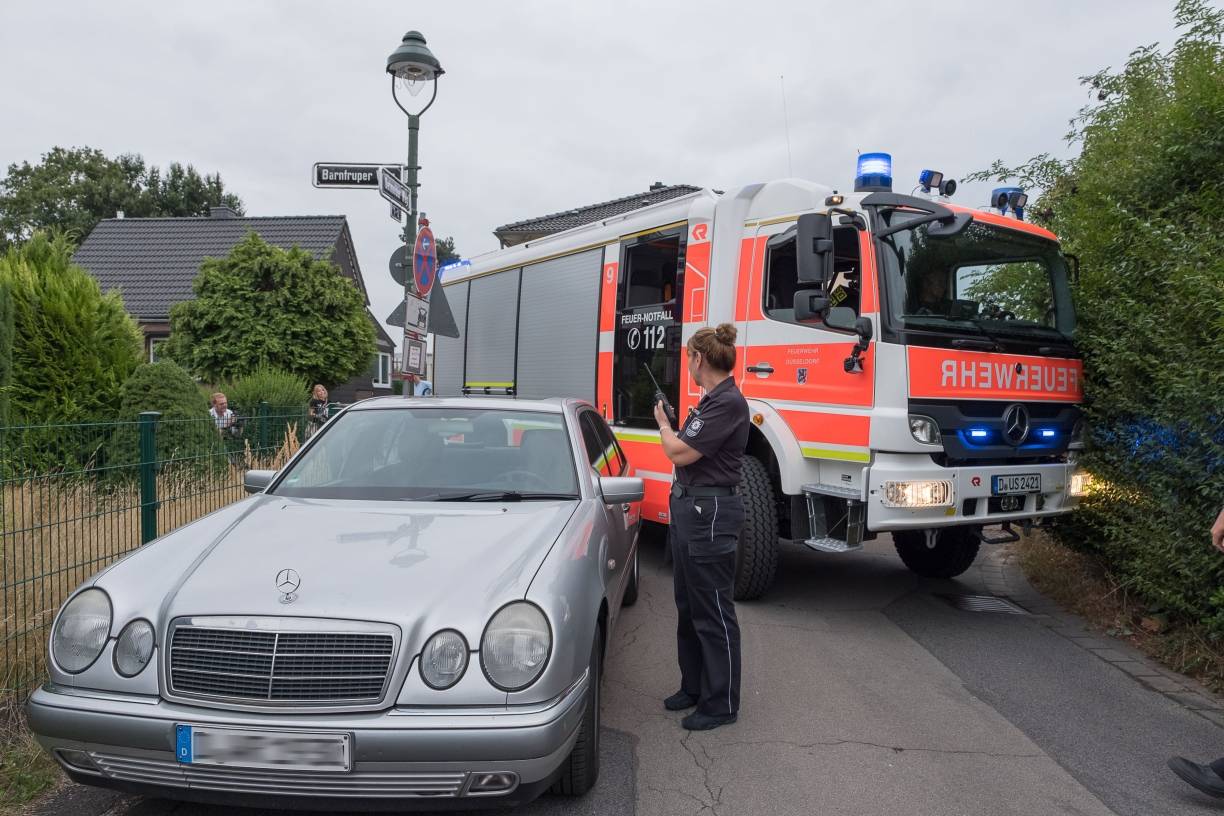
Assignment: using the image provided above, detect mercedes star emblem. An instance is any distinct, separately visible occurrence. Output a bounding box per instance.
[275,568,301,604]
[1002,404,1031,446]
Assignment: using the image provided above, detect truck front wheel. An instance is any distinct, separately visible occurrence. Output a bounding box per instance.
[734,456,779,600]
[893,527,981,578]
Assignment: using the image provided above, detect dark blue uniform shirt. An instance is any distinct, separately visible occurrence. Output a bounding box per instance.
[675,377,749,487]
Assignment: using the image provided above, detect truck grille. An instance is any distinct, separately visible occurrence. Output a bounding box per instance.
[169,625,394,704]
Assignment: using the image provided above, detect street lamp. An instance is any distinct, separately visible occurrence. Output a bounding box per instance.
[387,29,443,252]
[387,30,443,391]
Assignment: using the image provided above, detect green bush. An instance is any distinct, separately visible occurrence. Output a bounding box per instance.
[222,366,308,415]
[105,362,220,475]
[971,1,1224,630]
[0,277,13,425]
[0,232,143,425]
[163,232,376,387]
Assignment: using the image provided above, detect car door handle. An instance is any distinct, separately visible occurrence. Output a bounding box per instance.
[747,363,774,375]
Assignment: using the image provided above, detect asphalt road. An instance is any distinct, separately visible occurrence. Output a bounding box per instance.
[29,533,1224,816]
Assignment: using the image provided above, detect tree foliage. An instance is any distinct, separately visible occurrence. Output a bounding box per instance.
[222,366,309,414]
[970,0,1224,629]
[0,232,143,425]
[0,146,244,246]
[106,362,219,473]
[164,233,376,388]
[0,276,12,425]
[437,235,460,265]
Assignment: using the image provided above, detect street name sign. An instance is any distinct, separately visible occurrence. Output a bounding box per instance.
[379,167,412,211]
[312,163,400,189]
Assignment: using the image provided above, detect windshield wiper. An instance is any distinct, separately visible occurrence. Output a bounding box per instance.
[966,318,1007,352]
[432,491,577,502]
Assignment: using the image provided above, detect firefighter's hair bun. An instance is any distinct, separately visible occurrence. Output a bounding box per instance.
[714,323,737,346]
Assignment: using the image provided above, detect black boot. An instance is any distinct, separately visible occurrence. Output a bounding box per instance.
[682,711,737,731]
[1168,757,1224,798]
[663,690,698,711]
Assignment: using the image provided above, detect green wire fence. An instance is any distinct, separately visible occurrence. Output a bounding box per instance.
[0,403,335,691]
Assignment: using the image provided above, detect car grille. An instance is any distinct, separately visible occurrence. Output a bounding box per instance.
[169,625,394,704]
[88,753,468,798]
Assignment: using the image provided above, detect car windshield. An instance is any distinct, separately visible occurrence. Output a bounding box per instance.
[271,408,579,500]
[876,210,1077,345]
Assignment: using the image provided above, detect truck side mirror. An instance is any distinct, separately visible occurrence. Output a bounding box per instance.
[793,290,830,322]
[797,213,834,284]
[824,306,857,332]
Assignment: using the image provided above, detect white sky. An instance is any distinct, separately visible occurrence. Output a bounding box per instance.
[0,0,1180,351]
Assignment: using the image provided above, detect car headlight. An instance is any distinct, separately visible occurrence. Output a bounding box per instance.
[908,415,942,445]
[420,629,469,690]
[51,589,112,674]
[480,602,551,692]
[113,619,156,677]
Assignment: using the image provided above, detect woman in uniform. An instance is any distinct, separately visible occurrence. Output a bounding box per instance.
[653,323,750,731]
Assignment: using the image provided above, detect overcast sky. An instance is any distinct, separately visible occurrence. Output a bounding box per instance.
[0,1,1180,351]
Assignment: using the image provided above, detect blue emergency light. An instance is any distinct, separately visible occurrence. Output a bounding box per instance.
[1039,428,1057,439]
[855,152,893,192]
[968,427,991,440]
[991,187,1028,220]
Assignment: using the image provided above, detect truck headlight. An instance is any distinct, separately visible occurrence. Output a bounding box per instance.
[420,629,469,690]
[113,619,155,677]
[480,602,551,692]
[882,480,953,508]
[51,589,112,674]
[908,415,942,445]
[1069,472,1093,497]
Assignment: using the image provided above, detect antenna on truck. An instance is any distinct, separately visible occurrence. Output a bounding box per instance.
[780,74,794,178]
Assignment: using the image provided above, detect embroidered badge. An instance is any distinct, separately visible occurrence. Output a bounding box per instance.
[685,418,704,437]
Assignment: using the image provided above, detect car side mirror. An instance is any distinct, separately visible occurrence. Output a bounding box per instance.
[796,213,834,283]
[793,289,830,322]
[599,476,644,504]
[244,469,276,494]
[855,316,874,342]
[824,306,858,332]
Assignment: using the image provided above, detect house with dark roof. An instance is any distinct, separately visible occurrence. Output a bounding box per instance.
[493,182,701,247]
[73,206,396,404]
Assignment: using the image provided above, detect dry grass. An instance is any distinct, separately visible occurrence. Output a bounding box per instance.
[0,691,60,814]
[1017,530,1224,695]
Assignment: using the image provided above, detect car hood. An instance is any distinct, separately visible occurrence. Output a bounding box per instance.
[145,496,578,632]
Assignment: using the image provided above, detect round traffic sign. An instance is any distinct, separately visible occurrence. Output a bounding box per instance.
[413,226,437,297]
[389,245,409,286]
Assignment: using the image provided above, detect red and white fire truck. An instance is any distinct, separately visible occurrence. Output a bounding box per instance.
[434,154,1088,599]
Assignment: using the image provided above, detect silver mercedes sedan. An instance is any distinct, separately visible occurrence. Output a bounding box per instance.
[27,397,644,809]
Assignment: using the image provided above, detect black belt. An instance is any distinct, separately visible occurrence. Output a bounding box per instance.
[671,483,738,498]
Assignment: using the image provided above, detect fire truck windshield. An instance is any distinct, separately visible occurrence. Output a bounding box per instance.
[875,209,1077,352]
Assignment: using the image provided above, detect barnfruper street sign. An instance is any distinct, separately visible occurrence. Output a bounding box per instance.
[312,163,401,189]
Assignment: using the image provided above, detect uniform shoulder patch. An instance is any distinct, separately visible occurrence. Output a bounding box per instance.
[685,418,704,437]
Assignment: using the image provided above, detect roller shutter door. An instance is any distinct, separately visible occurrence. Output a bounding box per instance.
[464,269,521,391]
[516,249,602,402]
[432,280,468,396]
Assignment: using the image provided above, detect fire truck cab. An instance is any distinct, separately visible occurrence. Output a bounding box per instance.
[435,155,1087,599]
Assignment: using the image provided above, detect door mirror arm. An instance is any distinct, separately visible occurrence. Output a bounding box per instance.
[844,318,874,374]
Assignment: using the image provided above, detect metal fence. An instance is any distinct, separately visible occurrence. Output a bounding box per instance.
[0,403,329,691]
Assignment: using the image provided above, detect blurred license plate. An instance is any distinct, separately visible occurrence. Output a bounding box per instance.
[176,724,350,772]
[992,474,1041,495]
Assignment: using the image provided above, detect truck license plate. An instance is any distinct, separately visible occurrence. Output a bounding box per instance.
[992,474,1041,496]
[175,724,350,772]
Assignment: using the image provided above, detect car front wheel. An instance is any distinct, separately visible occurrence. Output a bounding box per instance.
[550,634,601,796]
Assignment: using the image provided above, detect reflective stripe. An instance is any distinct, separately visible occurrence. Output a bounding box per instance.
[800,445,871,462]
[714,590,733,715]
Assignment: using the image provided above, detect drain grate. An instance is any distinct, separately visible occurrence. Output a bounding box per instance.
[936,594,1030,615]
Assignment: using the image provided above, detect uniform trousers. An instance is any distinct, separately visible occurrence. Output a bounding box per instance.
[669,492,743,717]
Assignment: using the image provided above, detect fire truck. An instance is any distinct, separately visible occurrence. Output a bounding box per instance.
[434,154,1088,599]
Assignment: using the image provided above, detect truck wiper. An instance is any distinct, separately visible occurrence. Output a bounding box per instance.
[962,319,1006,352]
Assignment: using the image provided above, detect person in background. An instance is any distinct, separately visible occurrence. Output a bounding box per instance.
[208,393,236,434]
[1166,505,1224,798]
[307,384,329,438]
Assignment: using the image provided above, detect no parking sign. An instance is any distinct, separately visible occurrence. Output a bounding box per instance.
[413,225,437,298]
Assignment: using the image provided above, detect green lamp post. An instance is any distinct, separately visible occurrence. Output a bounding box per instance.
[387,29,444,285]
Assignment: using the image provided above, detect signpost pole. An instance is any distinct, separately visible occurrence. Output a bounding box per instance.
[401,114,421,395]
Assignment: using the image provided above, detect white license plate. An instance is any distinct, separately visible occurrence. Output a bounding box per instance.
[176,724,350,772]
[992,474,1041,495]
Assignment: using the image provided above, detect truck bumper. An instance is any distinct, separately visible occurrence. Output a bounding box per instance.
[865,453,1083,532]
[26,673,588,810]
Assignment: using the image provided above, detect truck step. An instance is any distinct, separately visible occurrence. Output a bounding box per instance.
[802,536,863,554]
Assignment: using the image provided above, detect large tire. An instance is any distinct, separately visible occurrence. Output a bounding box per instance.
[893,527,981,578]
[551,635,601,796]
[734,456,779,600]
[621,547,640,607]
